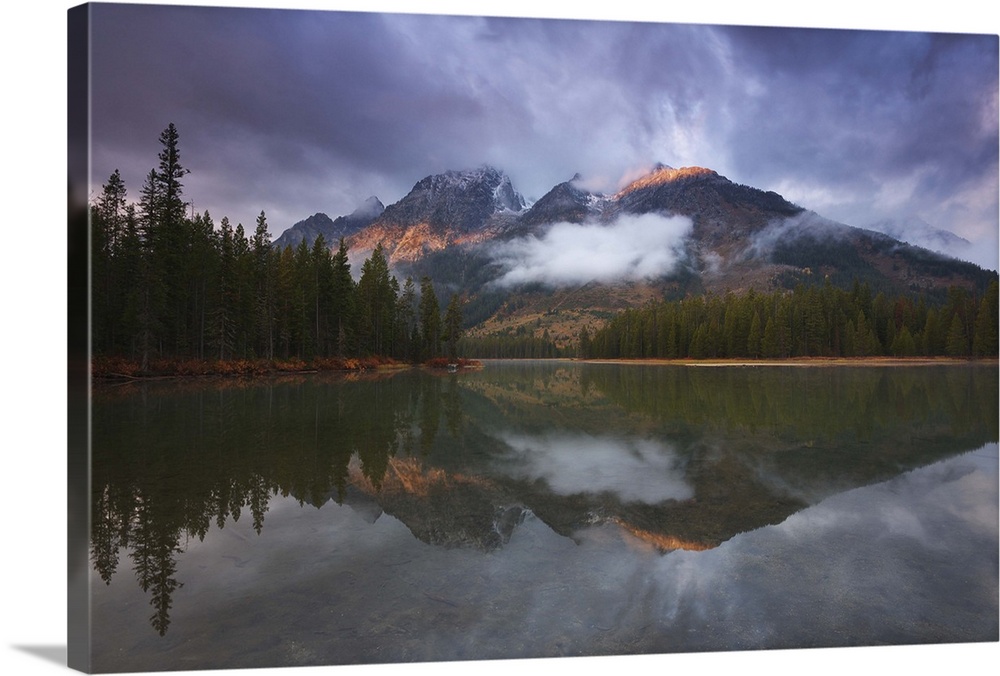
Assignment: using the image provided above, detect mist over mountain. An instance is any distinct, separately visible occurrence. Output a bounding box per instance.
[867,216,980,266]
[489,213,693,287]
[273,163,996,343]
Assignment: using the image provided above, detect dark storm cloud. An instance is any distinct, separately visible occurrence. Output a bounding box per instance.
[90,5,743,214]
[727,27,998,183]
[90,4,497,226]
[87,2,997,268]
[716,26,998,264]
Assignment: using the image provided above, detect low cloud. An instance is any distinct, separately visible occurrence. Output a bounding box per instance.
[490,213,693,287]
[747,210,994,271]
[866,216,985,268]
[740,211,846,260]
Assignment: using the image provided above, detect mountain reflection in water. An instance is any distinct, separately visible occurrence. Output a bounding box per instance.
[89,361,998,670]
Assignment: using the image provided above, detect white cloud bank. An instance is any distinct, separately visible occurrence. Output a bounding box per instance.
[490,213,693,287]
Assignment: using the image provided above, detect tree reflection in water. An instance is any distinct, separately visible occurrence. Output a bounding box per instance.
[90,363,997,636]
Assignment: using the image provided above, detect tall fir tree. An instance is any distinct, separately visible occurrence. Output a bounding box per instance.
[946,312,970,357]
[357,243,396,356]
[419,276,442,360]
[330,238,355,356]
[211,216,237,360]
[251,211,276,358]
[395,276,419,361]
[92,169,130,354]
[311,234,335,357]
[153,123,192,355]
[442,294,464,360]
[972,280,999,357]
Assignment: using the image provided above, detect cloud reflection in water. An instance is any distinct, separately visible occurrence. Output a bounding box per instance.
[496,432,694,504]
[90,444,997,670]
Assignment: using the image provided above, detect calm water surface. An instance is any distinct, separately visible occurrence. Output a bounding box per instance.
[88,361,999,672]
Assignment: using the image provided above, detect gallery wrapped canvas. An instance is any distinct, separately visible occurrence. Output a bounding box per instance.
[66,1,998,675]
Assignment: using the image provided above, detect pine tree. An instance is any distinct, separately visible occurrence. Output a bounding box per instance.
[155,123,189,230]
[395,276,418,361]
[152,123,192,355]
[293,238,315,358]
[311,234,334,357]
[442,294,464,360]
[232,222,254,358]
[773,299,793,358]
[419,276,442,360]
[853,310,880,357]
[357,243,396,356]
[972,280,999,357]
[946,312,970,357]
[689,324,709,359]
[944,287,973,357]
[95,168,128,251]
[188,210,218,358]
[135,169,165,370]
[578,325,591,358]
[251,211,276,358]
[92,169,130,354]
[922,308,943,356]
[275,244,297,357]
[747,310,762,358]
[330,238,355,356]
[210,216,237,360]
[890,326,917,356]
[117,204,143,359]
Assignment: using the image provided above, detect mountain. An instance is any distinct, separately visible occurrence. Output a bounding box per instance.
[288,163,996,345]
[610,165,803,241]
[515,174,604,230]
[570,165,995,296]
[867,216,977,263]
[346,165,526,263]
[504,165,992,295]
[272,196,384,250]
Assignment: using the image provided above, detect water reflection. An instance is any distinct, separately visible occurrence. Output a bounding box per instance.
[496,433,694,503]
[90,362,997,652]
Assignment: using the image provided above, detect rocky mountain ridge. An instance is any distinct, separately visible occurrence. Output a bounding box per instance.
[273,196,385,250]
[345,165,527,262]
[273,163,996,343]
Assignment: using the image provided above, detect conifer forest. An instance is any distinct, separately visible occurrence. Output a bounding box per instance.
[90,124,998,372]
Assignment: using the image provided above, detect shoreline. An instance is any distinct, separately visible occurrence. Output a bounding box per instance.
[90,355,484,381]
[577,357,999,367]
[90,355,997,380]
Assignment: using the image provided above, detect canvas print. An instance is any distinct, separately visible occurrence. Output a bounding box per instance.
[67,2,999,674]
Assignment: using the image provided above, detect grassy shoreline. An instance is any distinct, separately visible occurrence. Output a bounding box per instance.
[577,356,999,367]
[91,355,483,380]
[91,354,994,380]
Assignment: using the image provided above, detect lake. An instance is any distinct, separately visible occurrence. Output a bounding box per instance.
[87,360,999,672]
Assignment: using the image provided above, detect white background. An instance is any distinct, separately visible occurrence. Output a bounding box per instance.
[3,1,997,675]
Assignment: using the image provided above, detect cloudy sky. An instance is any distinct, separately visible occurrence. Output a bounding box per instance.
[83,1,999,269]
[80,3,998,268]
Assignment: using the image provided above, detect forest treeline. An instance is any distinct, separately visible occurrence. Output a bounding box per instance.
[580,278,999,360]
[94,125,999,368]
[91,124,464,372]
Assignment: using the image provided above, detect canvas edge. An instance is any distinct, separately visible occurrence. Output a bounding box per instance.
[67,3,92,673]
